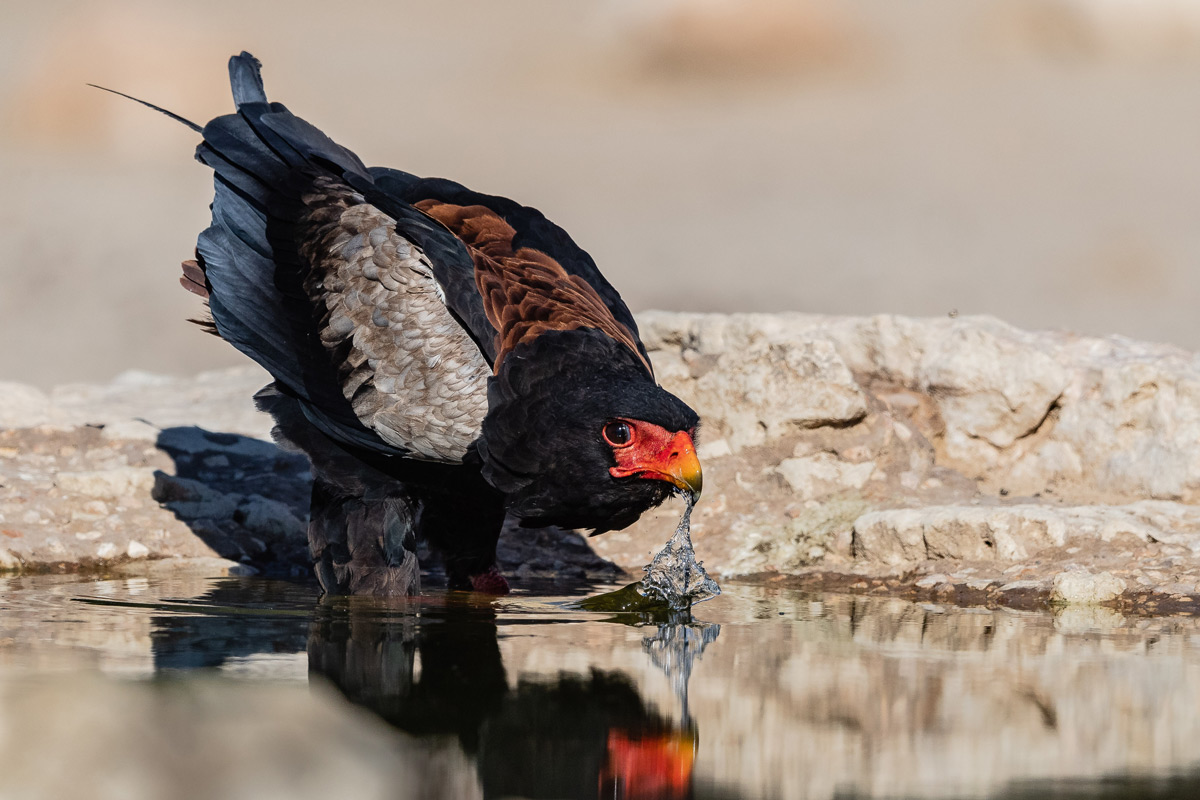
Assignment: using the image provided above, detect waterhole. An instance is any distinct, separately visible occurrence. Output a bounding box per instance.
[1,573,1198,799]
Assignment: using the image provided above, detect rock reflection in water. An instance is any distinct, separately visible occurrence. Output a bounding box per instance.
[11,575,1200,798]
[308,598,711,799]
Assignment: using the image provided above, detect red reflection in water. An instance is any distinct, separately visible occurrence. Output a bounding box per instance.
[599,728,695,799]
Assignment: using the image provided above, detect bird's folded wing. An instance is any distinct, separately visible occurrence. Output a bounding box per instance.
[295,179,491,461]
[366,171,654,377]
[415,201,651,374]
[192,54,489,462]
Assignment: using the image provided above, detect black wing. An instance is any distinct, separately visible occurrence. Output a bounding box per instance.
[192,53,490,461]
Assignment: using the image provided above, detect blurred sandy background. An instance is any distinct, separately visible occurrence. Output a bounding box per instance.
[3,0,1200,387]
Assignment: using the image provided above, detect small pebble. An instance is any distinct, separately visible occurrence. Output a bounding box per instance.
[915,573,950,589]
[81,500,108,516]
[999,580,1044,591]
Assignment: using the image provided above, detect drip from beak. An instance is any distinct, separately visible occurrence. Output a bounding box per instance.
[610,430,703,499]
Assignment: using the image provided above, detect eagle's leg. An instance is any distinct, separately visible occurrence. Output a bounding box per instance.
[416,477,509,594]
[256,385,424,597]
[309,480,421,597]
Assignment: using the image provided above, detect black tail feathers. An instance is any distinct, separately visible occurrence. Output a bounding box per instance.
[89,50,269,131]
[86,84,203,133]
[228,51,268,107]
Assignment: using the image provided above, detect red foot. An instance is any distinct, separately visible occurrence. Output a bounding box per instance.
[470,566,511,595]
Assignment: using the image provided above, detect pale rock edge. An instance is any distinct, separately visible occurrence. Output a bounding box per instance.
[3,312,1200,604]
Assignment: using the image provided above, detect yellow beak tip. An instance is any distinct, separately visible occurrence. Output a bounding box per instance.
[674,469,703,499]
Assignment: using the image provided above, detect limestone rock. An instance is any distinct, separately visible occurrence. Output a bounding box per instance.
[642,311,1200,503]
[100,419,162,442]
[55,467,158,499]
[0,549,20,570]
[776,453,874,497]
[0,382,65,429]
[3,365,275,439]
[10,311,1200,594]
[721,495,869,576]
[914,319,1067,462]
[643,312,868,452]
[1051,569,1126,605]
[854,505,1063,565]
[850,503,1184,567]
[611,311,1200,597]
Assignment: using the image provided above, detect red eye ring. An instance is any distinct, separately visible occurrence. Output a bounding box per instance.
[603,420,634,447]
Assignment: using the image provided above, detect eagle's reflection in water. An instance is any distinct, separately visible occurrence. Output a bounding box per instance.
[307,596,711,800]
[146,580,726,799]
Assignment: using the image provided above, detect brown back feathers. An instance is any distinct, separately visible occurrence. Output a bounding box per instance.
[415,201,651,374]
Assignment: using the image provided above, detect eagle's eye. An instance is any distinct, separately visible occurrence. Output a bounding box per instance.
[603,420,633,447]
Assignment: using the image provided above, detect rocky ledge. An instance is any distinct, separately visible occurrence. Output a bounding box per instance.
[4,312,1200,610]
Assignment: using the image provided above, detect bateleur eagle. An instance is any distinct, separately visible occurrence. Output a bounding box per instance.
[150,53,702,596]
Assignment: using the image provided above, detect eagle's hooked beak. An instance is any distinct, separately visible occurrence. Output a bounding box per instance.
[610,430,702,499]
[656,430,703,498]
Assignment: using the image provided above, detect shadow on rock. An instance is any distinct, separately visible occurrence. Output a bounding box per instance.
[151,426,314,579]
[149,426,625,588]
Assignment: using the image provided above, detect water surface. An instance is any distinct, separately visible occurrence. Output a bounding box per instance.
[1,573,1199,799]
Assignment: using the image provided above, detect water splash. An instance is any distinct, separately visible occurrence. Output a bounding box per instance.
[638,495,721,612]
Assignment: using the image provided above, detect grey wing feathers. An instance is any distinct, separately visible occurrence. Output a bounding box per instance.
[298,179,490,461]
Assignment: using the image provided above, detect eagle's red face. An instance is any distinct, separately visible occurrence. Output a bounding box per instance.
[604,420,702,499]
[477,329,701,534]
